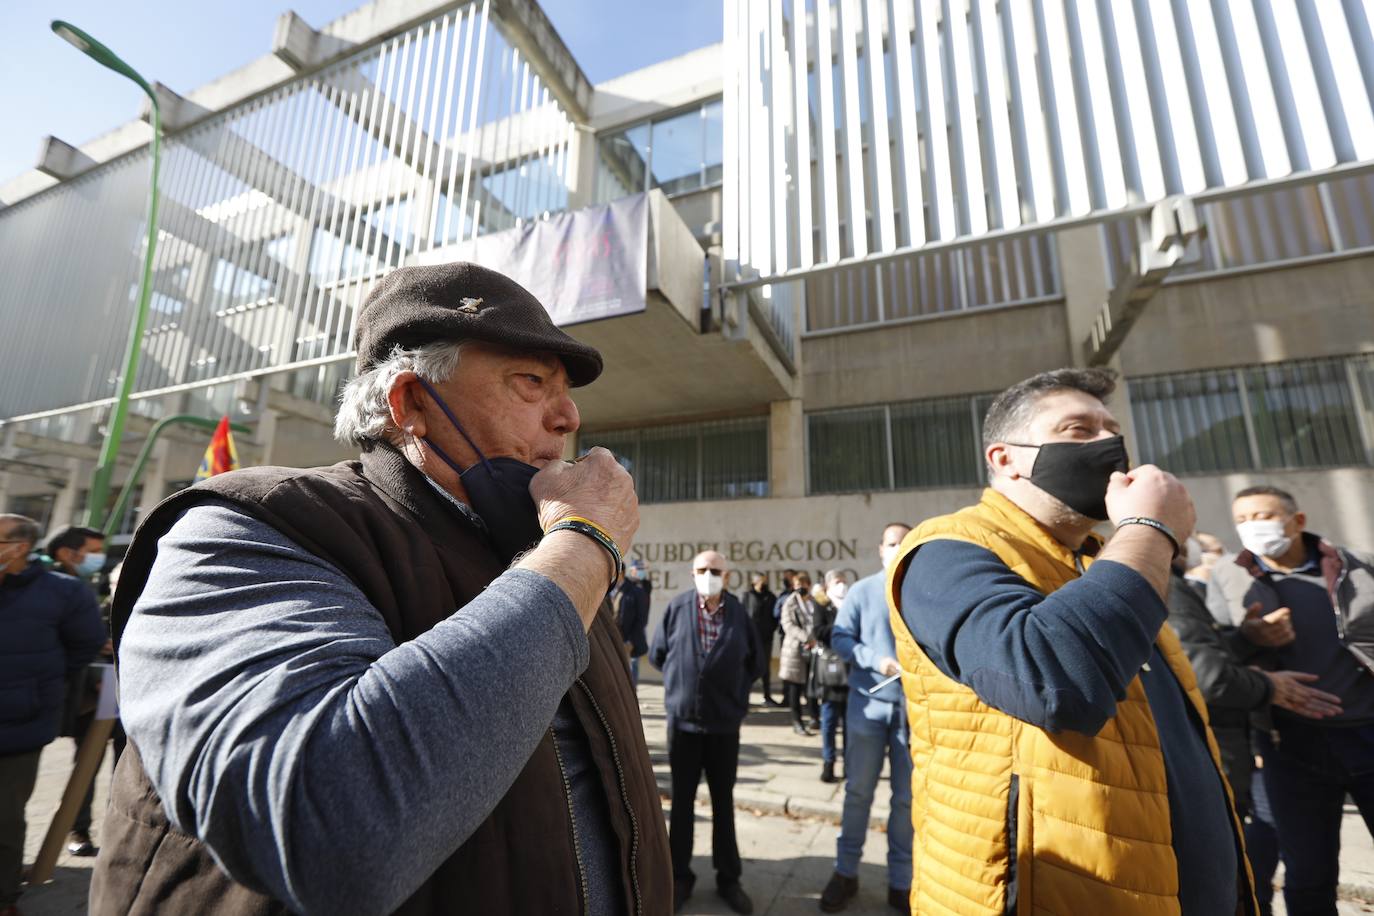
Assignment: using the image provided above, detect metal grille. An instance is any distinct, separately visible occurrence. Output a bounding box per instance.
[0,0,576,421]
[1130,354,1374,473]
[804,230,1059,332]
[580,416,769,504]
[1099,173,1374,284]
[724,0,1374,285]
[807,393,991,494]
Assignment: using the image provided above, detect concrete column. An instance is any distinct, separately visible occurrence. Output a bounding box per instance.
[566,125,597,211]
[50,459,82,527]
[769,398,805,499]
[139,440,173,507]
[255,406,282,466]
[1055,224,1139,454]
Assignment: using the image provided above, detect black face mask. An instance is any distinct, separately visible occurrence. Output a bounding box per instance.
[415,377,544,562]
[1006,436,1130,521]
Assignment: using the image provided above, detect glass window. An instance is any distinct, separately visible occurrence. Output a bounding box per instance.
[807,406,889,494]
[1129,370,1255,473]
[1128,357,1374,475]
[702,100,724,186]
[891,396,982,488]
[579,416,768,503]
[592,99,723,204]
[650,107,706,196]
[1245,359,1366,469]
[593,124,650,204]
[700,417,769,499]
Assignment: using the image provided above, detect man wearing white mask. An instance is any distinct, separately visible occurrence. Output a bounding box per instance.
[822,523,913,914]
[650,549,760,914]
[1208,485,1374,915]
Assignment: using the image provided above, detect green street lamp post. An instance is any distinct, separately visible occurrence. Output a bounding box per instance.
[51,20,162,530]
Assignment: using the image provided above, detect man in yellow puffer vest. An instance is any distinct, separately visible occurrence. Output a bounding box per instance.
[888,368,1257,916]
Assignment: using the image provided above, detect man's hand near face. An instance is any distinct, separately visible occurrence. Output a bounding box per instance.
[519,448,639,629]
[1101,465,1197,599]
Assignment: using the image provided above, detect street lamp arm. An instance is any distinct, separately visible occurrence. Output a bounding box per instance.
[51,20,162,530]
[50,20,156,100]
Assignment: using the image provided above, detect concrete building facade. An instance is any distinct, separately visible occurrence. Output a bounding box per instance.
[2,0,1373,631]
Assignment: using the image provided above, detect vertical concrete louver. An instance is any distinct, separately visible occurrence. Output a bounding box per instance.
[0,0,577,420]
[722,0,1374,284]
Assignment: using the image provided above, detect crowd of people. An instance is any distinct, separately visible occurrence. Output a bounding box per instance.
[1,261,1371,916]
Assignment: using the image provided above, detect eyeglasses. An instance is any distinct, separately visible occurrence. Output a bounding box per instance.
[693,567,724,576]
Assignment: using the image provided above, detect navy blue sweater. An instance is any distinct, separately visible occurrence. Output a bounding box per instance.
[649,590,760,734]
[0,561,105,754]
[902,540,1239,916]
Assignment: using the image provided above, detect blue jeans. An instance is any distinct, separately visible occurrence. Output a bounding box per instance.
[835,697,912,890]
[1256,720,1374,916]
[629,655,639,688]
[820,699,844,764]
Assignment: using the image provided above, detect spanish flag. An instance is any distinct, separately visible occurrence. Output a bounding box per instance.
[194,416,239,481]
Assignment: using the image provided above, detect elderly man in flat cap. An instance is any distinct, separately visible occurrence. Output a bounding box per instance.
[90,263,672,916]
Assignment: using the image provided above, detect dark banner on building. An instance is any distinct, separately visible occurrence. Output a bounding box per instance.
[420,192,648,327]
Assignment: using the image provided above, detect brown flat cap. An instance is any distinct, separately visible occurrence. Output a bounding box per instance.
[354,262,604,386]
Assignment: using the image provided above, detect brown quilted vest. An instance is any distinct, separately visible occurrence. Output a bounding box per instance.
[89,443,671,915]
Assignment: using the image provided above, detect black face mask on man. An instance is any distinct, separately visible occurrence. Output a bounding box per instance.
[414,377,545,562]
[1004,436,1130,521]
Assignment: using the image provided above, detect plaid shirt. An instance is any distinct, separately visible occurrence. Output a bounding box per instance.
[696,595,725,655]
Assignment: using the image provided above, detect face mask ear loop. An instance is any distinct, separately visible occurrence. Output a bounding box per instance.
[415,376,497,478]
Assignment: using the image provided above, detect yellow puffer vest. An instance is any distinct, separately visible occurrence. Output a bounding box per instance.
[887,489,1255,915]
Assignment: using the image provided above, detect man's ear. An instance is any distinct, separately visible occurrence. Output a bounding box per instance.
[387,371,428,439]
[986,442,1016,479]
[1292,511,1307,533]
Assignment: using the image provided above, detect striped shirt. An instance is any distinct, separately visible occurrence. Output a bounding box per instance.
[696,595,725,655]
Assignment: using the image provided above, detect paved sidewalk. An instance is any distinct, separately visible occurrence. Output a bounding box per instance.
[641,679,1374,913]
[12,680,1374,914]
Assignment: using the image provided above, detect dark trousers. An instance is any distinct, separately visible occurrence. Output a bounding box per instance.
[1256,721,1374,916]
[71,711,127,835]
[752,621,777,702]
[785,681,817,727]
[668,728,742,890]
[0,749,42,908]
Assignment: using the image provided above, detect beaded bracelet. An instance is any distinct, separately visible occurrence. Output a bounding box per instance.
[546,517,623,591]
[1115,516,1181,558]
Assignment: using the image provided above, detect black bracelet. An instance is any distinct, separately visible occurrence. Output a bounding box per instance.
[545,519,623,591]
[1115,516,1181,557]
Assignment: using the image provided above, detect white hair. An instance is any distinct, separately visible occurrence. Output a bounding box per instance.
[333,341,466,446]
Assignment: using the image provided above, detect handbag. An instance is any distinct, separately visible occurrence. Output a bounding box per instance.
[812,646,848,688]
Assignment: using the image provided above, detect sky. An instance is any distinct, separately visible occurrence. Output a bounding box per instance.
[0,0,723,184]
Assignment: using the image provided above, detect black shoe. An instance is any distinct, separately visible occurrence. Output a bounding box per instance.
[67,831,97,857]
[792,722,812,736]
[673,879,693,912]
[765,697,785,707]
[820,872,858,912]
[717,883,754,915]
[810,719,822,730]
[820,760,838,783]
[888,886,911,914]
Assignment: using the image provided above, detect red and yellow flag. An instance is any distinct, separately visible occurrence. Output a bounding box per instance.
[194,416,239,481]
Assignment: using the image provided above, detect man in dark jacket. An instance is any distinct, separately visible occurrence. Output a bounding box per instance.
[742,574,780,706]
[650,549,760,915]
[613,571,650,687]
[90,263,672,915]
[1208,485,1374,916]
[44,524,117,858]
[1166,546,1341,916]
[0,514,105,914]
